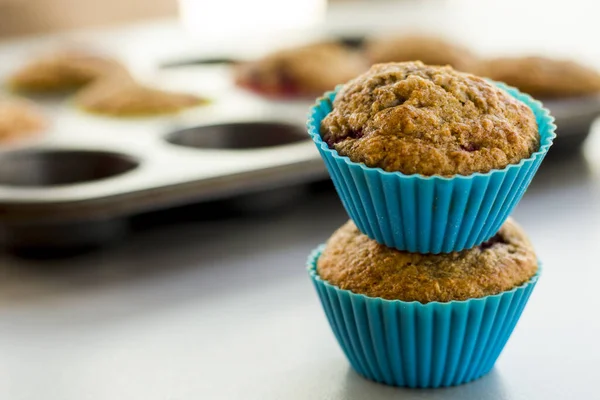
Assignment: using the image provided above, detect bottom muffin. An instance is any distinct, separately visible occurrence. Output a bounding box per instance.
[309,219,539,388]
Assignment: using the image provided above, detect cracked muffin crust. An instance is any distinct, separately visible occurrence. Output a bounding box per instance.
[317,218,538,303]
[480,56,600,99]
[75,76,205,117]
[365,35,479,73]
[320,62,540,176]
[234,42,367,98]
[8,50,128,93]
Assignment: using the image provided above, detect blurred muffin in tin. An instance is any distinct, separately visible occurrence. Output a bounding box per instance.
[8,49,129,93]
[75,75,206,117]
[365,34,479,73]
[479,56,600,99]
[0,98,45,144]
[234,42,368,98]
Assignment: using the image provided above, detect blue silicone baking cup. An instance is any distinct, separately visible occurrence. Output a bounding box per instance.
[308,246,540,388]
[307,83,556,253]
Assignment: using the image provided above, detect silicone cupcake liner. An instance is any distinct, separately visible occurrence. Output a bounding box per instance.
[307,83,556,253]
[308,246,540,388]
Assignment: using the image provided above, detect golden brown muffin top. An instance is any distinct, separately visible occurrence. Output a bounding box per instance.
[365,35,479,73]
[234,42,367,97]
[480,56,600,99]
[0,99,45,143]
[8,50,128,93]
[75,76,204,117]
[317,219,538,303]
[320,62,539,176]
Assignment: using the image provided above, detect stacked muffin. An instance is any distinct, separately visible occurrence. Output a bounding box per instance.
[306,62,556,388]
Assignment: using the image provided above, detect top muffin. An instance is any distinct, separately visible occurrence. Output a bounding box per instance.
[320,62,540,176]
[234,42,367,98]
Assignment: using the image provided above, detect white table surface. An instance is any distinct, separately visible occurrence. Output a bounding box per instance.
[0,1,599,398]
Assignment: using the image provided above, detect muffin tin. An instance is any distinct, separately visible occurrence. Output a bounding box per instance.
[1,38,599,252]
[543,95,600,154]
[0,64,324,251]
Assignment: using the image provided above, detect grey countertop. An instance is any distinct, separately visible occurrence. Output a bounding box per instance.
[0,140,598,399]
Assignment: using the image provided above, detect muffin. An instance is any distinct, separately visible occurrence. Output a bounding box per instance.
[321,62,539,176]
[0,99,45,143]
[318,218,537,303]
[365,35,478,73]
[480,56,600,99]
[234,42,367,98]
[8,49,128,93]
[75,76,205,117]
[308,218,540,387]
[307,62,555,253]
